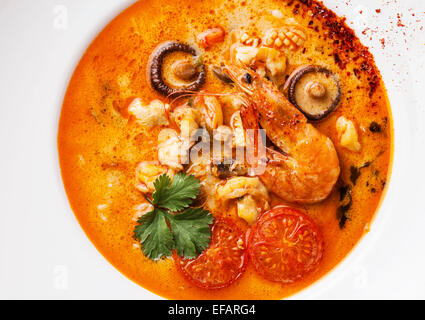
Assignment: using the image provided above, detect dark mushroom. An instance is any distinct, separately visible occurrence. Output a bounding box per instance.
[147,41,206,97]
[350,161,371,185]
[286,65,342,121]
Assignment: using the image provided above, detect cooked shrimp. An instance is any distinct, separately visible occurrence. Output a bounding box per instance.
[224,64,340,204]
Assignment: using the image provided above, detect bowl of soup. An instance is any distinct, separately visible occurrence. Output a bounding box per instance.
[58,0,393,299]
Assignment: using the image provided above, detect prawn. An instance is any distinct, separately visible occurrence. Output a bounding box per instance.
[224,64,340,204]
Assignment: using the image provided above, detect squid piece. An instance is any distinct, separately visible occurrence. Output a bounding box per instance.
[157,129,192,171]
[336,116,361,152]
[171,105,200,138]
[216,177,270,225]
[128,98,169,128]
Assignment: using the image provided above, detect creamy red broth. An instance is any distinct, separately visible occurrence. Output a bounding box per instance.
[58,0,393,299]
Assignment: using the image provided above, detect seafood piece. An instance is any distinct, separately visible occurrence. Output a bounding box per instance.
[135,161,173,193]
[216,177,270,202]
[233,46,286,77]
[171,104,200,138]
[213,125,233,142]
[237,195,264,225]
[225,64,340,204]
[233,46,287,87]
[157,129,191,171]
[230,111,246,148]
[212,125,234,167]
[263,26,306,51]
[234,46,259,66]
[186,153,211,178]
[336,116,361,152]
[193,95,224,132]
[256,47,287,77]
[239,32,261,47]
[198,27,226,49]
[216,177,270,224]
[223,95,245,114]
[128,98,169,128]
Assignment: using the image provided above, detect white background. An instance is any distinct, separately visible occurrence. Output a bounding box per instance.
[0,0,424,299]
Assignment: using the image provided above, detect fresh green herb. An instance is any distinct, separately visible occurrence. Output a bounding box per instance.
[152,173,201,211]
[165,208,213,258]
[134,173,214,260]
[337,185,352,229]
[350,162,371,185]
[135,209,174,259]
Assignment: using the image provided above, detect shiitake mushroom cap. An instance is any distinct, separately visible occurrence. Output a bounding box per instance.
[147,41,206,97]
[286,65,342,121]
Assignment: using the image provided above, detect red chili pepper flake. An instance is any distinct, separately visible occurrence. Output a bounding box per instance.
[397,13,406,27]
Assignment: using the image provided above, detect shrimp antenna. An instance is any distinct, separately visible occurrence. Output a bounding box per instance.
[167,91,246,112]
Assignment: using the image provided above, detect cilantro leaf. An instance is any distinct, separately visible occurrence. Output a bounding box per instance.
[134,209,174,260]
[134,173,214,261]
[152,173,200,211]
[166,208,215,259]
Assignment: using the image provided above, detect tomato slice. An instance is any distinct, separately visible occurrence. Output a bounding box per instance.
[175,219,247,289]
[248,206,323,284]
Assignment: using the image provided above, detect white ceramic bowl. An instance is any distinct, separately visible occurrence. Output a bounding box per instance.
[0,0,424,299]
